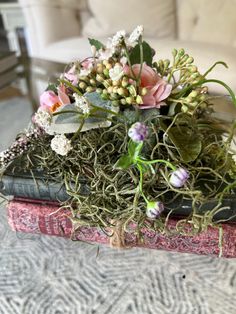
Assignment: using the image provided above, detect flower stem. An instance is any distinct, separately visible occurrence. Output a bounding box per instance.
[137,163,149,203]
[71,118,85,141]
[59,79,82,96]
[137,38,143,86]
[123,45,136,80]
[138,158,177,171]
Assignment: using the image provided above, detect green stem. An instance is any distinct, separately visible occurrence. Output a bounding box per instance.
[203,61,228,77]
[202,79,236,108]
[71,119,85,140]
[52,110,82,116]
[138,158,177,171]
[59,79,82,95]
[90,104,120,116]
[123,46,136,80]
[167,69,175,83]
[137,163,148,203]
[176,79,236,108]
[137,39,143,86]
[167,54,177,83]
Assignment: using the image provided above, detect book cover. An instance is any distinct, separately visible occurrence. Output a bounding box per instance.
[0,171,90,202]
[7,198,236,258]
[2,172,236,221]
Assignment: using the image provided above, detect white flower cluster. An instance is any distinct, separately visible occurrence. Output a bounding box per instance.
[34,108,52,129]
[109,64,124,81]
[110,30,126,48]
[98,47,114,60]
[98,26,144,61]
[128,25,144,44]
[73,94,90,114]
[50,134,72,156]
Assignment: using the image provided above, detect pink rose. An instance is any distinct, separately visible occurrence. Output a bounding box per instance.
[128,63,172,109]
[40,85,70,112]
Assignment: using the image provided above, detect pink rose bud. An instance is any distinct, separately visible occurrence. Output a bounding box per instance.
[146,201,164,219]
[128,122,148,142]
[40,91,60,111]
[169,168,189,188]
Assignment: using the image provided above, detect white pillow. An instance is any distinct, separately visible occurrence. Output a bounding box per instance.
[177,0,236,47]
[83,0,176,39]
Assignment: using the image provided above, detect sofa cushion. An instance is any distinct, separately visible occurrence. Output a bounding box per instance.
[39,37,236,95]
[20,0,82,55]
[177,0,236,48]
[82,0,176,39]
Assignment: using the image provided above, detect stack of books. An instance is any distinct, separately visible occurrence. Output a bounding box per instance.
[1,159,236,257]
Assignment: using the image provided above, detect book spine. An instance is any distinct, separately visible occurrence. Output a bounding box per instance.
[7,199,236,258]
[166,196,236,222]
[2,174,236,221]
[0,175,90,202]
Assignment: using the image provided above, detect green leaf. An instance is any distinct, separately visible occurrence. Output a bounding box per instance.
[167,126,202,163]
[88,38,105,50]
[128,141,143,160]
[140,108,160,121]
[85,92,114,112]
[114,155,133,169]
[130,41,153,66]
[46,83,57,93]
[53,104,80,124]
[123,109,137,124]
[50,92,119,134]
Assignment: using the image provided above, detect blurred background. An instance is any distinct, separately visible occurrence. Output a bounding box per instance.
[0,1,236,313]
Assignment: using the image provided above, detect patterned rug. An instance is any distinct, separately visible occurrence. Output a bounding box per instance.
[0,97,236,314]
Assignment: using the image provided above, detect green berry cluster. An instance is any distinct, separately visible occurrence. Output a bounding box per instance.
[172,48,202,85]
[76,60,147,106]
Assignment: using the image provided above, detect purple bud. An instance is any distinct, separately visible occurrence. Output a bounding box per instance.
[169,168,189,188]
[146,201,164,219]
[128,122,148,142]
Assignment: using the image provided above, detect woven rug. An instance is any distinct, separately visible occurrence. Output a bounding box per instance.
[0,97,236,314]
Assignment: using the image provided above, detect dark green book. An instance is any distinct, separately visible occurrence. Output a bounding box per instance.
[0,168,90,202]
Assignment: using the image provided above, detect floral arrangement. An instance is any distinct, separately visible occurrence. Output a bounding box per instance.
[1,26,236,244]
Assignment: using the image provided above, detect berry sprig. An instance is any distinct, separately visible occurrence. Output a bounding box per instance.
[0,128,43,168]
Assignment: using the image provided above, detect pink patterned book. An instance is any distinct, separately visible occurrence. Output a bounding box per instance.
[7,198,236,258]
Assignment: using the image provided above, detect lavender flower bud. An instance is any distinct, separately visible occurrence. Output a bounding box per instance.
[169,168,189,188]
[146,201,164,219]
[128,122,148,142]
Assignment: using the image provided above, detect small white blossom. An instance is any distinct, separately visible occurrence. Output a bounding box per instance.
[34,108,52,129]
[91,45,97,56]
[50,134,72,156]
[98,47,115,60]
[79,68,91,77]
[110,30,126,48]
[109,64,124,81]
[120,56,128,66]
[73,94,90,114]
[128,25,144,44]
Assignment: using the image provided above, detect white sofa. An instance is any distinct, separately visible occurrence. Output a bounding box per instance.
[19,0,236,94]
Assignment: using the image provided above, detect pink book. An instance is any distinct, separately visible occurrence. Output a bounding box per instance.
[7,198,236,258]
